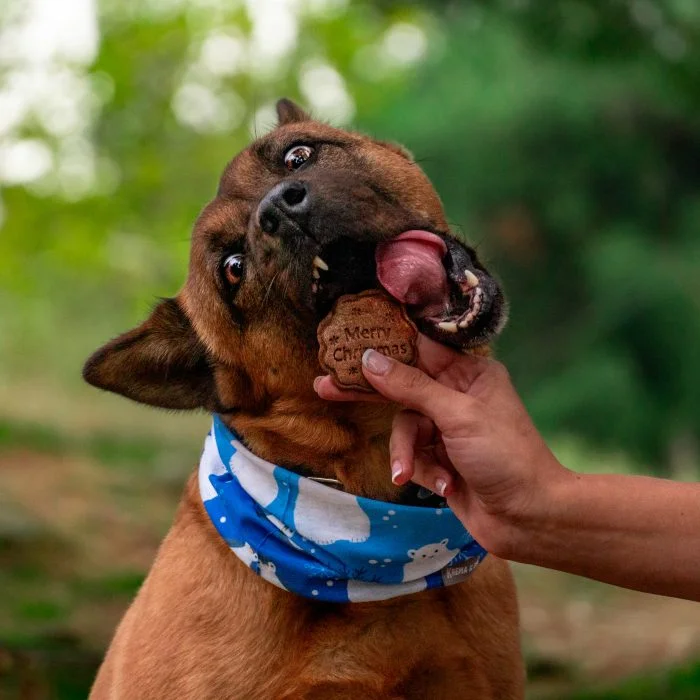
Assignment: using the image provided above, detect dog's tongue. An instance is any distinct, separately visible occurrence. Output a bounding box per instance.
[376,230,448,312]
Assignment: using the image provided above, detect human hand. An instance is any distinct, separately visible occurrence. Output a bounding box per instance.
[314,336,571,557]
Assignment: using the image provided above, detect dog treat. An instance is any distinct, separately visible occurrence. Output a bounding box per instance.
[318,289,418,391]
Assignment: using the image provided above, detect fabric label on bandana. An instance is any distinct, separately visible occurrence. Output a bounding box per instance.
[199,415,487,603]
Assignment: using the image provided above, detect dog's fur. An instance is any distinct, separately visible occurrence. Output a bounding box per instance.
[83,100,524,699]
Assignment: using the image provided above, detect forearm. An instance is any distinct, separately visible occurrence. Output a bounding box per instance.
[512,471,700,601]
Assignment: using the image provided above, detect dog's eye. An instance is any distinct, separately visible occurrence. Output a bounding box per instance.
[284,145,313,171]
[223,254,244,286]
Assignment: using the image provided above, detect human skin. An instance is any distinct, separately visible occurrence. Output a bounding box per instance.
[314,336,700,602]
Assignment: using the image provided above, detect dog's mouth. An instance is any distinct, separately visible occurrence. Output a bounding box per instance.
[309,238,377,316]
[308,231,506,350]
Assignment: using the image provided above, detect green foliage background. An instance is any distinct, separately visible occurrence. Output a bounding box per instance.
[365,3,700,468]
[1,1,699,697]
[2,0,699,468]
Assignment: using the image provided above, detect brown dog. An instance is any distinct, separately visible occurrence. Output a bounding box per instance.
[83,99,524,699]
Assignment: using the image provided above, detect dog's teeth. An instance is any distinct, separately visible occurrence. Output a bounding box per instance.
[313,256,329,271]
[458,292,483,328]
[458,313,474,329]
[438,321,458,333]
[464,270,479,290]
[312,268,320,279]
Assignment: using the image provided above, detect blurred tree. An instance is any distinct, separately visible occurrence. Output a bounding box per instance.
[359,2,700,469]
[0,0,431,377]
[1,0,698,470]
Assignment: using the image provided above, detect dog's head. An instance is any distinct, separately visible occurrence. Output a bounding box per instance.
[84,100,506,462]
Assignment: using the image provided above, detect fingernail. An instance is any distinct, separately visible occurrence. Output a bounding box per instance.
[391,460,403,485]
[362,349,391,375]
[435,478,448,497]
[313,377,322,392]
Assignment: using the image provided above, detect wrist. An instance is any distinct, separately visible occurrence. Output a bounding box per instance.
[491,456,578,562]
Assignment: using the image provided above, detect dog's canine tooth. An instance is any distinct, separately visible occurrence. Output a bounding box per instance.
[463,270,479,290]
[312,268,320,279]
[438,321,458,333]
[313,256,329,271]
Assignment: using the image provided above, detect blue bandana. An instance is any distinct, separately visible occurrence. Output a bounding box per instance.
[199,415,487,603]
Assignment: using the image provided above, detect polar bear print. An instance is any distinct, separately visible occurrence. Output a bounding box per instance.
[402,539,460,582]
[293,478,371,546]
[347,577,427,603]
[259,560,286,590]
[230,542,259,570]
[265,513,303,550]
[228,448,278,507]
[199,433,229,501]
[266,513,295,539]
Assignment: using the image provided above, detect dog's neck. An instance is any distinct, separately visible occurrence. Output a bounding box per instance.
[223,396,400,502]
[199,415,486,603]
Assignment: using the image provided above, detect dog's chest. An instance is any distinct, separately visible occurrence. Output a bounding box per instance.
[212,576,478,698]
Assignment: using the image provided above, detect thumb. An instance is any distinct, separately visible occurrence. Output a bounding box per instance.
[361,349,465,425]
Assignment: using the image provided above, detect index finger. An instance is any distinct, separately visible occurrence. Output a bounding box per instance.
[313,375,388,402]
[314,334,489,402]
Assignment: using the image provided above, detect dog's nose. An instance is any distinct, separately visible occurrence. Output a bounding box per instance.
[258,181,310,236]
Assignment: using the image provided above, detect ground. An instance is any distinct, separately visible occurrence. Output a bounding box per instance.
[1,381,698,699]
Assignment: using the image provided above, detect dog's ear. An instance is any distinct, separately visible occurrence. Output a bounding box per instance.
[82,297,215,410]
[376,140,414,162]
[276,98,310,125]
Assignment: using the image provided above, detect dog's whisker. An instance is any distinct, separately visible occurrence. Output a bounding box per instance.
[261,270,281,309]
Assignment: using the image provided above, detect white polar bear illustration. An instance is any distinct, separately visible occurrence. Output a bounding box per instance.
[199,433,230,501]
[228,448,278,507]
[266,514,302,550]
[259,560,286,590]
[293,478,371,546]
[347,577,427,603]
[230,542,258,568]
[402,539,460,582]
[266,513,295,539]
